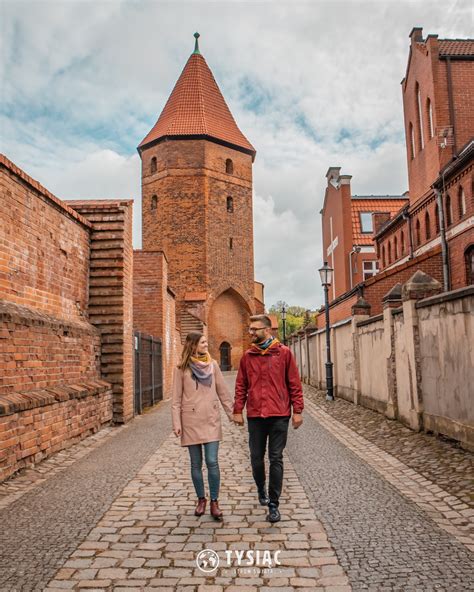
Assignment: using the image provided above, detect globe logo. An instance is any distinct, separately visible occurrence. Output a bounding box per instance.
[196,548,220,572]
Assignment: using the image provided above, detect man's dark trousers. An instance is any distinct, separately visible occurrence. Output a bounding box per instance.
[247,416,290,507]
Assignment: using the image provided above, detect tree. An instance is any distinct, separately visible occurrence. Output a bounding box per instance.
[268,302,312,340]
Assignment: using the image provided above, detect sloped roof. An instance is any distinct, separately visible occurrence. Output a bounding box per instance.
[138,43,255,158]
[438,39,474,57]
[351,197,408,245]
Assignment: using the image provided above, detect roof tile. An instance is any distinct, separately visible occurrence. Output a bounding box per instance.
[139,53,255,156]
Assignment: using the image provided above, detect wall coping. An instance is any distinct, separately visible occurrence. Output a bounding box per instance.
[356,313,384,328]
[416,285,474,309]
[0,154,92,229]
[0,380,111,416]
[0,300,98,336]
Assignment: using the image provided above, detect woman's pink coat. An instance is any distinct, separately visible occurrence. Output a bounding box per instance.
[172,361,234,446]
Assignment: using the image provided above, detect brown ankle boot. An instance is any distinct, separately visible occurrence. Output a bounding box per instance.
[195,497,207,516]
[210,499,223,521]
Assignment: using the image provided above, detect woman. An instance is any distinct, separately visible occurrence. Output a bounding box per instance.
[172,332,234,520]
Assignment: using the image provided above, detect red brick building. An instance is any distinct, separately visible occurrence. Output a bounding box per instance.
[0,155,134,481]
[321,167,407,301]
[315,28,473,328]
[134,34,264,370]
[375,29,474,290]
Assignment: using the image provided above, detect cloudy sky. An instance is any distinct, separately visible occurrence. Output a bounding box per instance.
[1,0,471,308]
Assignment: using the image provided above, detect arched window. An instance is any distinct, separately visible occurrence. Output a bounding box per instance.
[458,186,466,218]
[409,123,415,159]
[445,194,452,226]
[427,98,434,139]
[388,241,392,265]
[415,219,421,246]
[401,230,405,255]
[425,211,431,240]
[465,245,474,285]
[150,156,157,174]
[226,196,234,213]
[382,245,386,268]
[434,203,440,233]
[416,83,424,150]
[151,195,158,210]
[225,159,233,174]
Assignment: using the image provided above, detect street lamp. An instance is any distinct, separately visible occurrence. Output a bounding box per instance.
[318,262,334,401]
[281,305,287,345]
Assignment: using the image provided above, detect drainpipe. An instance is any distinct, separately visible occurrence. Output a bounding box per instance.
[349,246,361,289]
[435,184,451,292]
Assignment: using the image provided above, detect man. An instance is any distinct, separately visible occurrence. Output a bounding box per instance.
[233,314,304,523]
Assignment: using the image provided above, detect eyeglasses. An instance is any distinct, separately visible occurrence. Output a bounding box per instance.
[248,327,266,333]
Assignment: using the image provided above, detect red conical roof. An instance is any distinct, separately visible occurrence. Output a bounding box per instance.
[138,45,256,159]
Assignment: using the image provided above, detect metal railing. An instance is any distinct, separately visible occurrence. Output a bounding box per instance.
[134,332,163,415]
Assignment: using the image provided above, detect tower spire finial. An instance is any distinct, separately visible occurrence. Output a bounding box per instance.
[193,32,200,54]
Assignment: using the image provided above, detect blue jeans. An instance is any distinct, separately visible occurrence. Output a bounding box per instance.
[187,441,220,500]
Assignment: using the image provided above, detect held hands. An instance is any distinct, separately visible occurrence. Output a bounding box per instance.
[292,413,303,429]
[233,413,244,426]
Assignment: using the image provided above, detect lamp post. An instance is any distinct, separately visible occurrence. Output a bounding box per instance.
[281,305,287,345]
[318,262,334,401]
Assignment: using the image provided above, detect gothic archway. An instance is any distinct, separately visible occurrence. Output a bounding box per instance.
[208,288,251,370]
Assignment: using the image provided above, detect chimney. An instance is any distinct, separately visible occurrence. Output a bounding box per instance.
[409,27,423,46]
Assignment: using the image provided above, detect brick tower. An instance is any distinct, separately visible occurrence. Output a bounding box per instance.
[138,33,259,370]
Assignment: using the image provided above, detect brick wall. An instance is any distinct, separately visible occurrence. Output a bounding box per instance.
[133,249,181,398]
[0,155,114,481]
[0,380,112,482]
[0,302,100,395]
[0,155,91,320]
[315,247,443,328]
[67,200,134,424]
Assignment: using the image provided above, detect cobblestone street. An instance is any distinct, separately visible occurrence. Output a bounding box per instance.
[1,375,473,591]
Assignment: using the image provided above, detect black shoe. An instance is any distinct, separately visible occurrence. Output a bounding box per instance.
[258,489,270,506]
[266,503,281,523]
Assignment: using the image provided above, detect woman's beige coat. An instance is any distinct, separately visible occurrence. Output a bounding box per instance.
[171,361,234,446]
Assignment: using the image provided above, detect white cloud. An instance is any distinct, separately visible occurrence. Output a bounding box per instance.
[1,0,471,309]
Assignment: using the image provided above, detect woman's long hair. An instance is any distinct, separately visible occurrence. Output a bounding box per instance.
[178,331,204,370]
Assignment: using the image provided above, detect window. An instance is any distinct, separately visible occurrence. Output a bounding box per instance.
[446,194,452,226]
[150,156,157,174]
[435,204,440,233]
[360,212,373,233]
[225,159,233,174]
[363,260,379,280]
[401,230,405,255]
[229,237,233,250]
[459,186,466,218]
[409,123,415,159]
[388,241,392,265]
[415,219,421,246]
[226,196,234,213]
[427,98,434,139]
[425,211,431,240]
[466,245,474,285]
[151,195,158,210]
[416,83,424,150]
[394,235,398,259]
[382,246,386,267]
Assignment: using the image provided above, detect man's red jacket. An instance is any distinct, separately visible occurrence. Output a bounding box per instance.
[234,341,304,418]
